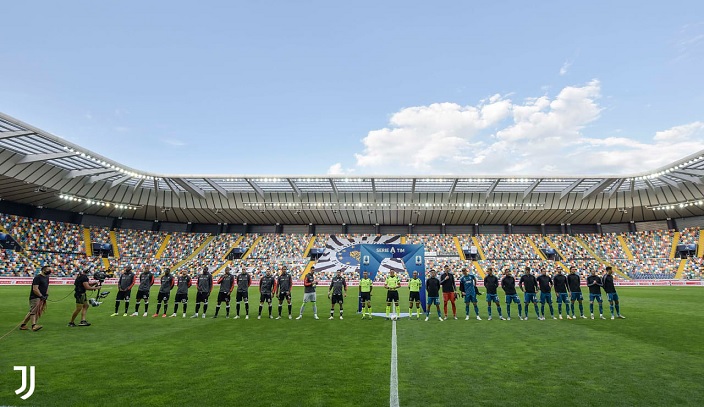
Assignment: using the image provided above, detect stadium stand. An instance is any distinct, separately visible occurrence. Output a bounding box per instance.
[408,234,458,255]
[476,234,541,259]
[579,233,627,259]
[0,213,84,253]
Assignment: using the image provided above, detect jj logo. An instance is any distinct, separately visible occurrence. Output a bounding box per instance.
[14,366,35,400]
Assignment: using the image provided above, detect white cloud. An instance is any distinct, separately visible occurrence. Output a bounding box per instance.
[327,162,347,175]
[559,60,573,76]
[340,80,704,175]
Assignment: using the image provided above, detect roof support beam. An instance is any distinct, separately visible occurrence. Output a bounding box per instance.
[522,179,541,198]
[111,175,132,188]
[0,130,33,140]
[173,178,206,199]
[657,176,681,190]
[287,179,302,197]
[371,178,377,194]
[66,168,114,178]
[674,168,704,177]
[203,178,228,196]
[17,152,75,164]
[88,171,119,184]
[668,172,703,184]
[582,178,616,200]
[606,179,625,198]
[163,178,181,195]
[448,179,458,195]
[560,179,583,199]
[328,178,339,195]
[484,179,500,199]
[245,178,265,198]
[411,179,417,194]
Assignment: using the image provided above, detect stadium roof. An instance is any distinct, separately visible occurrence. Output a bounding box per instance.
[1,111,704,226]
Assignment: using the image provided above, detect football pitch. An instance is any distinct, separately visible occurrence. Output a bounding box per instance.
[1,286,703,407]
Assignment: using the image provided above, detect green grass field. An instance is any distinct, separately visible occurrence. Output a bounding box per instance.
[1,285,703,407]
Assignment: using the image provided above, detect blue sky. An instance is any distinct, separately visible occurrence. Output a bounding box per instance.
[1,1,703,175]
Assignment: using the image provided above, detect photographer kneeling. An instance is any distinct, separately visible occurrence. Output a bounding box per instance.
[69,266,101,327]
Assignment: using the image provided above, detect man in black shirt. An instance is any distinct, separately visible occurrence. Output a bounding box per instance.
[501,269,522,320]
[424,269,443,321]
[586,269,605,320]
[603,266,625,319]
[552,268,571,320]
[192,266,213,318]
[276,266,293,319]
[518,267,540,320]
[20,266,52,332]
[69,266,100,327]
[214,267,235,319]
[483,268,504,320]
[259,268,277,319]
[111,265,135,317]
[567,266,586,319]
[536,269,555,320]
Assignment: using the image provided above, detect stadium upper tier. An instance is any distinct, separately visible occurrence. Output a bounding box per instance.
[2,111,704,225]
[1,212,703,280]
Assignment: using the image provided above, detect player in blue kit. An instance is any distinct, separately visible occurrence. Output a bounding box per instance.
[501,269,522,320]
[460,268,481,321]
[518,267,540,320]
[552,268,571,320]
[536,269,555,320]
[586,269,606,320]
[603,266,625,320]
[483,268,504,320]
[567,266,587,319]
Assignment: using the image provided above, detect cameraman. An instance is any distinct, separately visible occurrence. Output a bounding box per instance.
[69,266,100,327]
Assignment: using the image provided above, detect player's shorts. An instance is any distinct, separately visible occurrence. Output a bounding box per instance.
[589,293,603,303]
[303,292,317,303]
[505,294,521,304]
[116,290,131,301]
[260,293,272,303]
[217,292,231,303]
[331,294,344,304]
[539,292,553,304]
[409,292,421,302]
[442,292,456,303]
[556,293,569,304]
[175,293,188,303]
[28,298,41,314]
[486,293,500,303]
[386,290,399,303]
[196,292,210,304]
[75,292,88,305]
[136,290,150,300]
[463,294,477,303]
[360,292,371,302]
[235,291,248,302]
[157,292,170,302]
[278,291,291,302]
[607,292,619,302]
[570,292,583,301]
[427,296,440,306]
[524,293,537,303]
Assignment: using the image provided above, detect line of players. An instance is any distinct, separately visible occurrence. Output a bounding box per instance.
[105,263,625,322]
[376,264,626,321]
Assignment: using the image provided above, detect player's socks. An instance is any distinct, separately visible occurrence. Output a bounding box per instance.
[135,303,141,313]
[615,303,620,315]
[487,306,492,318]
[299,304,305,316]
[386,306,390,318]
[598,303,603,314]
[330,308,334,317]
[215,305,221,317]
[288,304,292,315]
[369,306,372,316]
[518,304,523,318]
[144,302,149,314]
[173,304,179,314]
[540,304,544,317]
[268,304,272,316]
[226,305,230,317]
[548,304,553,316]
[473,304,479,316]
[236,303,241,316]
[163,302,168,314]
[156,304,162,315]
[278,304,283,317]
[408,308,412,317]
[183,304,187,314]
[609,304,614,316]
[340,309,343,318]
[312,304,317,316]
[436,309,442,318]
[195,304,201,314]
[589,303,594,314]
[465,304,470,316]
[259,305,263,316]
[506,304,511,318]
[114,301,120,314]
[579,303,584,316]
[124,302,130,314]
[533,303,539,317]
[416,308,420,318]
[203,304,208,314]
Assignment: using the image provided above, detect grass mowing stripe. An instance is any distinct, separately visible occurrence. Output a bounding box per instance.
[390,307,399,407]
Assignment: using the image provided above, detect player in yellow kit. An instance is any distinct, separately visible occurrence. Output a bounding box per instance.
[359,271,373,319]
[408,271,423,319]
[384,270,401,320]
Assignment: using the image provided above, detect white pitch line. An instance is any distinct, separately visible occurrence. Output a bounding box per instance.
[390,305,399,407]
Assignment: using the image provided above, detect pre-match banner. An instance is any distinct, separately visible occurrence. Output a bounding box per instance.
[358,244,426,312]
[313,235,402,276]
